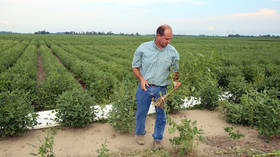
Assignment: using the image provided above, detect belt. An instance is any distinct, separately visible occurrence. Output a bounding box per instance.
[148,84,156,86]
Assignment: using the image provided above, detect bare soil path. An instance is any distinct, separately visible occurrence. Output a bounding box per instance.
[36,48,45,87]
[0,109,279,157]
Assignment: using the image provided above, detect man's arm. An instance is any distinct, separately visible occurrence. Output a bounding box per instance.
[132,67,149,91]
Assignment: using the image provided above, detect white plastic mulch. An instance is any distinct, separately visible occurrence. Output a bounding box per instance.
[30,92,231,130]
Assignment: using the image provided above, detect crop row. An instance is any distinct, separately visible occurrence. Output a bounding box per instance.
[0,41,30,73]
[45,41,119,104]
[0,41,38,102]
[36,42,82,110]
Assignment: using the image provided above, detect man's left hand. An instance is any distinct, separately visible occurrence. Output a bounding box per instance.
[173,81,181,90]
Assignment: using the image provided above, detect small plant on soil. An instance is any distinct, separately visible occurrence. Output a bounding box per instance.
[253,150,280,157]
[96,139,110,157]
[111,148,170,157]
[224,127,244,140]
[167,115,204,156]
[30,128,56,157]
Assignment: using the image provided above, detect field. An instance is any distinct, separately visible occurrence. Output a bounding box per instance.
[0,34,280,156]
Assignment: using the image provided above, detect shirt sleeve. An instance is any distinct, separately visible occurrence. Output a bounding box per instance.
[171,49,179,72]
[132,46,142,68]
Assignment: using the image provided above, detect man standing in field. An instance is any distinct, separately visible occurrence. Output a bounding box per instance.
[132,24,181,148]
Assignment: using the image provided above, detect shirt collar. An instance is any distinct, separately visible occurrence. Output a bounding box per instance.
[153,39,166,51]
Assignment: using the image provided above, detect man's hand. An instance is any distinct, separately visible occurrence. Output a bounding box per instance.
[173,81,181,90]
[132,68,149,91]
[141,79,149,91]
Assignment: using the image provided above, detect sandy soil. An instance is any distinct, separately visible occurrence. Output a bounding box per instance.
[0,109,279,157]
[36,48,45,87]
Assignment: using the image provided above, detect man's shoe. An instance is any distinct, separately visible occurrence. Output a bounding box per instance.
[153,140,162,149]
[136,135,145,145]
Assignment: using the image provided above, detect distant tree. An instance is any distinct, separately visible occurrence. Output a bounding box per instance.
[34,30,50,34]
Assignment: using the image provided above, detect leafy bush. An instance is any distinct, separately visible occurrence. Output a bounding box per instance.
[37,74,80,111]
[88,73,117,104]
[217,65,243,88]
[242,64,265,84]
[255,93,280,137]
[227,76,251,103]
[199,82,221,110]
[0,90,38,137]
[223,90,280,137]
[165,88,185,114]
[108,80,136,133]
[55,89,96,128]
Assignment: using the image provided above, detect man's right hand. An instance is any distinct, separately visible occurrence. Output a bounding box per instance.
[140,79,149,91]
[132,68,149,91]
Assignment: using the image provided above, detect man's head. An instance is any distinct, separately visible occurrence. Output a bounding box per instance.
[155,24,173,49]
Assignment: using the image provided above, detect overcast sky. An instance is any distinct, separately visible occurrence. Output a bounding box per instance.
[0,0,280,35]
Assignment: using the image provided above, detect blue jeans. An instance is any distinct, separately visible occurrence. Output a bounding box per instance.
[135,84,167,141]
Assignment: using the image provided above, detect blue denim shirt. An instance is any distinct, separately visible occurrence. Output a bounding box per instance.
[132,40,179,86]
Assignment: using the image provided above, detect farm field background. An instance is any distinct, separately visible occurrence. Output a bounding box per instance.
[1,34,280,156]
[0,34,279,110]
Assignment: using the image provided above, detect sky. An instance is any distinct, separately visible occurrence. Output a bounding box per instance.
[0,0,280,35]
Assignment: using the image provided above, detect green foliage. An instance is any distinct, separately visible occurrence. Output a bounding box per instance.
[96,139,110,157]
[227,76,251,103]
[37,74,80,110]
[217,65,243,88]
[88,73,117,104]
[36,44,82,111]
[118,148,170,157]
[30,129,56,157]
[179,52,220,97]
[223,90,280,137]
[0,90,38,137]
[253,150,280,157]
[55,89,96,128]
[199,81,221,110]
[108,80,136,133]
[224,127,244,140]
[242,64,265,84]
[167,116,203,155]
[165,88,185,113]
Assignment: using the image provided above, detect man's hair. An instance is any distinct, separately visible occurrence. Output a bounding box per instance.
[156,24,172,36]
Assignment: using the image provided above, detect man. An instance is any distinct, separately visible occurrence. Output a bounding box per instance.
[132,24,181,148]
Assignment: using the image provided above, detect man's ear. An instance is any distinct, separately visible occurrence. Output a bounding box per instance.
[156,33,161,37]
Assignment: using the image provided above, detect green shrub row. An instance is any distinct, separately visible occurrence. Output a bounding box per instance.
[36,43,81,110]
[0,43,39,137]
[0,41,29,73]
[46,42,119,104]
[223,90,280,137]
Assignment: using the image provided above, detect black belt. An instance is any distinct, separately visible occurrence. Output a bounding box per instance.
[148,84,156,86]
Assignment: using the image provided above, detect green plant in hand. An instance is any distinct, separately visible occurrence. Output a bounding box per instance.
[224,127,244,140]
[30,129,56,157]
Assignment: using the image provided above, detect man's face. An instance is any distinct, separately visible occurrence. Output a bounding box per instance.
[158,29,173,48]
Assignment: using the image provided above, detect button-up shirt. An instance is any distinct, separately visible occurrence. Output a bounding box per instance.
[132,40,179,86]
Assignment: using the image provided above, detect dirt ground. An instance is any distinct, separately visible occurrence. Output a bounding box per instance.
[0,109,279,157]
